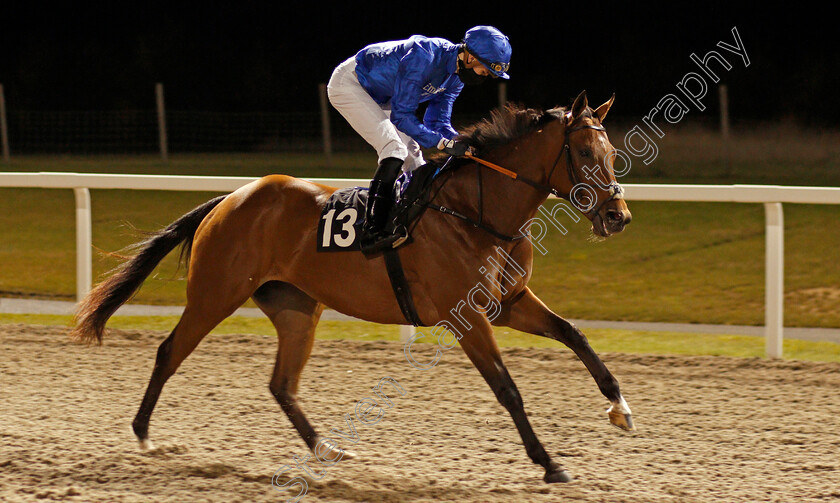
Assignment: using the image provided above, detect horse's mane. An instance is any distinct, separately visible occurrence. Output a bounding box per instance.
[461,104,566,153]
[429,104,567,165]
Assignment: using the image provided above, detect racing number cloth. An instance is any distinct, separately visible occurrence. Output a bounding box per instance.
[317,188,367,252]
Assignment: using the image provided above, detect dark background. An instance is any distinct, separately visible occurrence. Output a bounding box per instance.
[1,3,836,125]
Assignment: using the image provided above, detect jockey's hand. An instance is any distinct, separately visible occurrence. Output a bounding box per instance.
[437,138,471,157]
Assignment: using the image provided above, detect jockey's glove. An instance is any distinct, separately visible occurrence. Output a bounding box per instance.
[437,138,471,156]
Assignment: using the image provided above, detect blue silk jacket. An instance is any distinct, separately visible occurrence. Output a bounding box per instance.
[354,35,464,149]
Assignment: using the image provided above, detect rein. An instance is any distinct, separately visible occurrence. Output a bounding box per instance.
[426,121,625,241]
[465,152,566,199]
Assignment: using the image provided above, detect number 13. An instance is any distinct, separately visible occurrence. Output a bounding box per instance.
[321,208,357,248]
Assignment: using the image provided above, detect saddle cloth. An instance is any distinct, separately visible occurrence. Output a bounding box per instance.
[316,161,444,252]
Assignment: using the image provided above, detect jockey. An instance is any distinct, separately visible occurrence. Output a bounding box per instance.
[327,25,511,254]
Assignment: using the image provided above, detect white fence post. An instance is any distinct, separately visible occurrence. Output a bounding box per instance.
[764,202,784,358]
[74,187,92,302]
[155,83,169,161]
[400,325,416,344]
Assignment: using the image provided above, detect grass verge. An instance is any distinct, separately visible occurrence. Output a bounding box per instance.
[4,314,839,363]
[2,192,840,327]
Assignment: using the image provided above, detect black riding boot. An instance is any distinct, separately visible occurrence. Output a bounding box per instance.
[360,157,403,255]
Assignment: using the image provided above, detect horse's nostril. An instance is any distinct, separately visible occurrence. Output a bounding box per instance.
[606,210,622,222]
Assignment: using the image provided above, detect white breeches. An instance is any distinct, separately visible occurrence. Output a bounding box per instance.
[327,57,425,172]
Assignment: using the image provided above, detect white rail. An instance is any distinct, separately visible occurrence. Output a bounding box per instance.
[3,172,840,358]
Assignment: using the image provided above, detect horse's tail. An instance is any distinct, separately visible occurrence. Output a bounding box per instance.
[71,195,227,345]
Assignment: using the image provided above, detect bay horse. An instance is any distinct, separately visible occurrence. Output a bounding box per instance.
[71,90,634,484]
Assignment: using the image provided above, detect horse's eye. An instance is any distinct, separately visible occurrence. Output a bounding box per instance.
[580,149,591,157]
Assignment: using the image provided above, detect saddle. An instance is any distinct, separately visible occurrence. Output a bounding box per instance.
[316,159,451,327]
[317,160,447,253]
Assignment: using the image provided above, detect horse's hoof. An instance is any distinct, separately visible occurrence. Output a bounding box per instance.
[606,397,634,431]
[544,468,573,483]
[312,438,355,463]
[132,425,155,451]
[138,437,155,451]
[608,411,635,431]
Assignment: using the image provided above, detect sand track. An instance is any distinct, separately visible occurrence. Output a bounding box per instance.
[2,323,840,502]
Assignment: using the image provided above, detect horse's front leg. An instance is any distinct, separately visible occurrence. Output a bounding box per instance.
[495,287,634,431]
[457,315,572,483]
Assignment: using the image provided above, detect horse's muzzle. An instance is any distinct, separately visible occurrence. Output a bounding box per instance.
[604,208,631,235]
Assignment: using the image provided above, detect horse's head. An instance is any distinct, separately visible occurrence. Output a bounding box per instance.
[549,91,632,237]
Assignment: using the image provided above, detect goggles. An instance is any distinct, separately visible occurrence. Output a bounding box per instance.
[471,52,510,76]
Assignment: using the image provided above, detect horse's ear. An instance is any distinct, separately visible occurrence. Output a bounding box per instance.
[570,90,588,119]
[594,93,616,122]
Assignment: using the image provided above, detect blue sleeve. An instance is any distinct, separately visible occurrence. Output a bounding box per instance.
[423,81,463,140]
[390,44,446,149]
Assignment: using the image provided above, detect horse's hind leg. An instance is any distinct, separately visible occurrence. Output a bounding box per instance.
[132,265,255,449]
[132,304,243,449]
[252,281,352,463]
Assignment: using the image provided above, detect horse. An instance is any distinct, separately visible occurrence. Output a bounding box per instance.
[71,90,634,484]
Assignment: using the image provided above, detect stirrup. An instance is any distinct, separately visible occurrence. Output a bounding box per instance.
[390,225,409,248]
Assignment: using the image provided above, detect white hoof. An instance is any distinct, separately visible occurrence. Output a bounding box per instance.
[606,396,635,431]
[312,437,355,463]
[131,425,156,451]
[606,396,632,416]
[138,437,156,451]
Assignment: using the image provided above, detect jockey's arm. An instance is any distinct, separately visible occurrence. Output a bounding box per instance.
[423,81,463,141]
[389,46,447,149]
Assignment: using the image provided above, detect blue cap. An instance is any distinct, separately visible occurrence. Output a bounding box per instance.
[464,26,511,79]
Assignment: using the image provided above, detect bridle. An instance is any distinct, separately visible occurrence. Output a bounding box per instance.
[468,119,625,210]
[424,118,625,242]
[557,121,625,218]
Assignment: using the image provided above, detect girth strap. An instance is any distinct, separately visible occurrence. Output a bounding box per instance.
[382,248,424,326]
